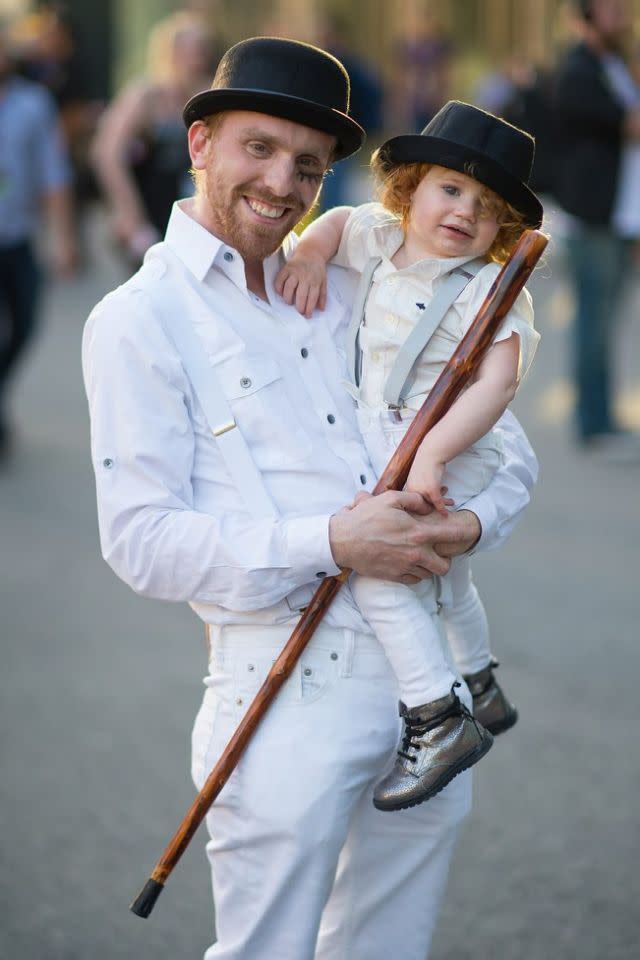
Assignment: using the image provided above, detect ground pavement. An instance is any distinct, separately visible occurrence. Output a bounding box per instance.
[1,207,639,959]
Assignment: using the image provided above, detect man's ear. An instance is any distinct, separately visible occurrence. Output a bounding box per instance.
[188,122,211,170]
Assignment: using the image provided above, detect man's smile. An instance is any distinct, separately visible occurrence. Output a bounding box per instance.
[245,196,290,220]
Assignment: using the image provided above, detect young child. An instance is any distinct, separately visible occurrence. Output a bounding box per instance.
[276,101,543,812]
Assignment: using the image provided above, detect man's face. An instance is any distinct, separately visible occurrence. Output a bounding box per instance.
[189,111,335,261]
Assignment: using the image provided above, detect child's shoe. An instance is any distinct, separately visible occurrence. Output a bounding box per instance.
[463,659,518,736]
[372,684,493,812]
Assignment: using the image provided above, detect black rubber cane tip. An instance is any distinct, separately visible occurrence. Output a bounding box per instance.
[130,878,164,918]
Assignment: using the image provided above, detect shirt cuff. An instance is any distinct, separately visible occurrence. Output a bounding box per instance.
[286,514,341,580]
[462,490,497,555]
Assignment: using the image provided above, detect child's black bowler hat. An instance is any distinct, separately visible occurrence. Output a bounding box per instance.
[378,100,543,228]
[183,36,366,161]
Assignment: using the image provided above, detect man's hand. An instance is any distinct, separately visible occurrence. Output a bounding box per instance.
[275,252,327,318]
[328,492,481,584]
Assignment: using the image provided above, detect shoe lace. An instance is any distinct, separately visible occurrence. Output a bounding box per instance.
[398,684,483,763]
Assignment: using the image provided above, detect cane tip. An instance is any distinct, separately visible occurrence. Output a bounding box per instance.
[130,878,164,918]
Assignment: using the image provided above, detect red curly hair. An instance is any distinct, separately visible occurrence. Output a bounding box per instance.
[369,152,529,265]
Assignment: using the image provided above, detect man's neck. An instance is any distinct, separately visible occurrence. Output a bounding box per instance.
[244,257,269,301]
[189,195,270,300]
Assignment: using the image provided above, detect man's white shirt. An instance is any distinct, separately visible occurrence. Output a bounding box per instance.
[82,199,538,631]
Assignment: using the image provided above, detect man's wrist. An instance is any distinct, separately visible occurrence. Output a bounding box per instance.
[434,509,482,558]
[328,511,349,569]
[461,509,482,552]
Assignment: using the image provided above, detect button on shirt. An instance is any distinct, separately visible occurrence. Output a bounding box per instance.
[335,202,539,414]
[82,199,537,632]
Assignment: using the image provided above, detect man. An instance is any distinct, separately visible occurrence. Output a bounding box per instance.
[83,38,537,959]
[554,0,640,454]
[0,27,75,460]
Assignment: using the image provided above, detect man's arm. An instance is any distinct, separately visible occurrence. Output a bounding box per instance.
[456,408,537,554]
[331,408,536,578]
[82,290,342,609]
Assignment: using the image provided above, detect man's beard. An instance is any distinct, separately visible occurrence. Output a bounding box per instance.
[203,168,308,261]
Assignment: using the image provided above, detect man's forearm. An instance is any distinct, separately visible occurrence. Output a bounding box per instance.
[464,410,537,553]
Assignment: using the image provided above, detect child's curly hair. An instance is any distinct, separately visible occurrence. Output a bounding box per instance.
[369,151,529,265]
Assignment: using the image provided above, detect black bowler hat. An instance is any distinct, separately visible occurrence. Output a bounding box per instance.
[183,36,365,161]
[378,100,543,228]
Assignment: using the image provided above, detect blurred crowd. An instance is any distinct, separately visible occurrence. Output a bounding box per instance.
[1,0,639,461]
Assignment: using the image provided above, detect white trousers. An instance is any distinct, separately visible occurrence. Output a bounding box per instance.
[191,622,473,960]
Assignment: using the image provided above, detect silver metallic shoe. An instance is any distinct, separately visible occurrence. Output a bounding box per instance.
[373,684,493,812]
[464,659,518,736]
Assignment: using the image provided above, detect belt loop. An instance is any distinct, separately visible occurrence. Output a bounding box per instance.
[205,623,225,669]
[340,629,355,678]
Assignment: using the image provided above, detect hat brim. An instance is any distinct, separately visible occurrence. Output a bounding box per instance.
[183,88,365,161]
[379,134,543,228]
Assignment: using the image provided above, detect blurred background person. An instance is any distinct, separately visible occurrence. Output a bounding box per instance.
[472,55,526,116]
[0,24,76,462]
[500,60,559,199]
[9,4,106,259]
[90,10,216,269]
[389,6,454,134]
[316,10,384,210]
[553,0,640,454]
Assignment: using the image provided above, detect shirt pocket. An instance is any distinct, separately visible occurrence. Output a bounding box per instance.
[212,351,312,469]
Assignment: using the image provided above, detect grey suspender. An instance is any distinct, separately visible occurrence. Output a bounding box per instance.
[346,257,485,408]
[346,256,382,388]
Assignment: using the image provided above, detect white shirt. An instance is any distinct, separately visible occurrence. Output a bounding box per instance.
[335,202,539,415]
[82,199,538,631]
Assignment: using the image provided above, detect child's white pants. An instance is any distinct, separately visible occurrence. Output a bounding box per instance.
[191,622,472,960]
[349,573,457,704]
[352,406,496,702]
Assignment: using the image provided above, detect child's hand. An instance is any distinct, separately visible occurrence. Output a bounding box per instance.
[405,455,452,516]
[275,253,328,319]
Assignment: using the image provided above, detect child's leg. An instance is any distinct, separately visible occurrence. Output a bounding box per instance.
[443,557,517,736]
[349,573,492,812]
[442,557,493,676]
[349,575,457,707]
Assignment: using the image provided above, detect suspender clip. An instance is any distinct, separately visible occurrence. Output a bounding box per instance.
[212,419,237,437]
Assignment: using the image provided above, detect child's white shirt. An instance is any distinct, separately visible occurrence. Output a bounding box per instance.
[333,202,539,423]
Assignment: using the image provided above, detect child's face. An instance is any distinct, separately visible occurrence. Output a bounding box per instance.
[406,166,501,260]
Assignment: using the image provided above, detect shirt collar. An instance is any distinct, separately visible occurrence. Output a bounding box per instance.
[164,199,224,282]
[164,199,298,297]
[412,252,484,279]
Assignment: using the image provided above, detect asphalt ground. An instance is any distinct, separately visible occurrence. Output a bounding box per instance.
[1,206,639,959]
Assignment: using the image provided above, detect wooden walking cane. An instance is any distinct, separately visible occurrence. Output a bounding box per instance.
[131,227,548,918]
